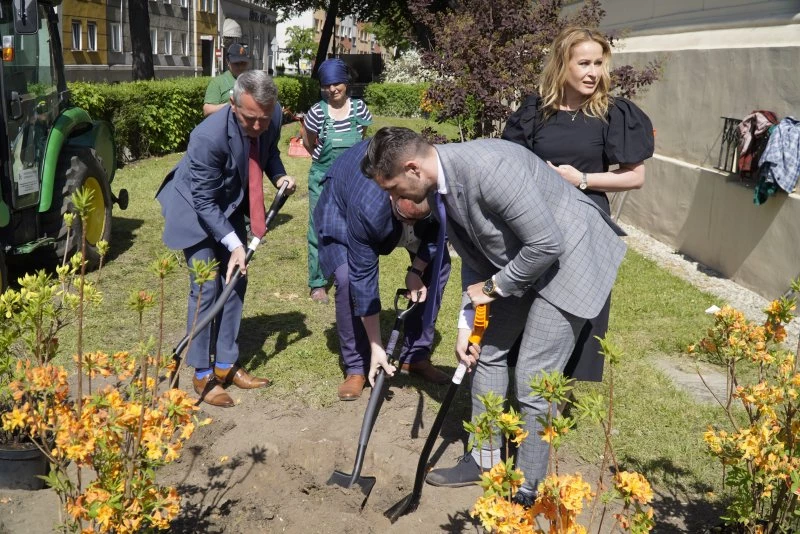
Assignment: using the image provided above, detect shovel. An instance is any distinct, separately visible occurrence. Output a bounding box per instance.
[385,303,490,523]
[169,182,290,388]
[327,288,419,505]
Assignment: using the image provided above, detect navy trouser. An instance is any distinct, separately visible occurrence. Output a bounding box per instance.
[183,236,247,369]
[332,254,451,375]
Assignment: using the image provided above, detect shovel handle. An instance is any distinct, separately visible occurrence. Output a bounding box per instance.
[452,304,490,385]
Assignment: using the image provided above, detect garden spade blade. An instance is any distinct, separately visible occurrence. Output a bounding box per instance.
[385,303,489,523]
[328,289,417,507]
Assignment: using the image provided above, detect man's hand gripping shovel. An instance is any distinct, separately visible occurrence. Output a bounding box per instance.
[385,303,489,522]
[327,289,418,507]
[168,182,290,389]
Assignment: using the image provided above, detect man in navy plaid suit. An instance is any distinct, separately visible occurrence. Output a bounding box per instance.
[314,140,451,401]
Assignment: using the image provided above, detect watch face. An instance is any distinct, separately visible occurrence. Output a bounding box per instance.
[483,279,494,295]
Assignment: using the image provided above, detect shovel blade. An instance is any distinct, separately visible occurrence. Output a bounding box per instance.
[384,492,419,523]
[327,470,376,503]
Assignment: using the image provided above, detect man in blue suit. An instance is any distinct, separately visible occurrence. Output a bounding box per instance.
[156,71,296,407]
[314,140,450,401]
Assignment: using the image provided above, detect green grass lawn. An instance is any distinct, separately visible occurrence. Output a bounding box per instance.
[51,115,733,502]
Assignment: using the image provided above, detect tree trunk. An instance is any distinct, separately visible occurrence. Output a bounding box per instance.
[128,0,155,80]
[312,0,339,79]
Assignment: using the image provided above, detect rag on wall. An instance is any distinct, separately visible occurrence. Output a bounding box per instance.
[737,110,778,178]
[754,117,800,205]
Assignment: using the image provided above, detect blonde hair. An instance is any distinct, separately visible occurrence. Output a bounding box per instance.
[538,27,613,121]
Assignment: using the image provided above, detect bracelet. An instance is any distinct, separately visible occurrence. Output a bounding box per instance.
[407,266,424,277]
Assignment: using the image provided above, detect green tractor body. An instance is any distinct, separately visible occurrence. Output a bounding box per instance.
[0,0,126,290]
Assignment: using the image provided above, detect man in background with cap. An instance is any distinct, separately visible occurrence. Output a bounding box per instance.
[203,43,251,116]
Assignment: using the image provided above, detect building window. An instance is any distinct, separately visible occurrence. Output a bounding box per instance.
[110,23,122,52]
[180,0,187,7]
[164,0,171,4]
[87,22,97,51]
[164,31,172,55]
[71,21,81,51]
[150,29,157,54]
[181,33,188,55]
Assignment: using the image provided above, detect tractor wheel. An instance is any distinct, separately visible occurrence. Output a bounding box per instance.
[0,247,7,292]
[41,147,112,267]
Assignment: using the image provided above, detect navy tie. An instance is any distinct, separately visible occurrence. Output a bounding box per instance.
[422,192,446,329]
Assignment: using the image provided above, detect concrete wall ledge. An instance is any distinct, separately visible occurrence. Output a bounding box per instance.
[620,154,800,299]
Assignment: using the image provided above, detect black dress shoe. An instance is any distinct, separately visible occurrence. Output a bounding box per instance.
[425,454,482,487]
[511,489,536,509]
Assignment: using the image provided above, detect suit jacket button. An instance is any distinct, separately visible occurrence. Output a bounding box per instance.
[231,203,237,210]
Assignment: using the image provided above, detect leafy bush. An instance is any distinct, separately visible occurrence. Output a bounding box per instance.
[273,75,319,115]
[381,50,436,84]
[0,188,198,532]
[689,285,800,533]
[68,76,319,162]
[467,340,655,533]
[364,83,428,118]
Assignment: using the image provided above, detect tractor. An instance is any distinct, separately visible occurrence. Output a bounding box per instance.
[0,0,126,291]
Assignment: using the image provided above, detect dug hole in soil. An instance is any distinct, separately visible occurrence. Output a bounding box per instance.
[0,366,711,533]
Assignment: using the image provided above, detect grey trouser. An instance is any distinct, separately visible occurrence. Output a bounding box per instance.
[470,292,585,494]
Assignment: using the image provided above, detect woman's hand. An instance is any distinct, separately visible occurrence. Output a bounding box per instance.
[368,345,395,387]
[547,161,582,187]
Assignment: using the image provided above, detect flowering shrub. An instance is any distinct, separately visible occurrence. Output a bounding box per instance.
[689,283,800,533]
[381,50,436,84]
[0,188,200,533]
[468,339,655,533]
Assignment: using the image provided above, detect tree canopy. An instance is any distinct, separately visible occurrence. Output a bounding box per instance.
[285,26,317,71]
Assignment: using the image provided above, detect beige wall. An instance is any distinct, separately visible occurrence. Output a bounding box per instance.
[601,7,800,299]
[621,156,800,299]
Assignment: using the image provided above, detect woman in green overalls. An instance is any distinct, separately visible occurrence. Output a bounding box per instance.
[300,59,373,303]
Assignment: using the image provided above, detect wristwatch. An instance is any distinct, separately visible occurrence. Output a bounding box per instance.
[578,172,589,190]
[407,265,424,277]
[482,277,499,298]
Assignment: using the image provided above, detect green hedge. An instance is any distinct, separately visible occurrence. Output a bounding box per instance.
[364,83,427,118]
[68,75,321,162]
[274,75,319,114]
[67,77,425,161]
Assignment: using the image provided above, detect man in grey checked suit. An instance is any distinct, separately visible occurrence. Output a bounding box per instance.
[361,126,626,505]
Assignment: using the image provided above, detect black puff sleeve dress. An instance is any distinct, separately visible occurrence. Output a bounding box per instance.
[501,94,654,381]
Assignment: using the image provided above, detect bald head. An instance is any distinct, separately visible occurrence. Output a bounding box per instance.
[392,197,431,224]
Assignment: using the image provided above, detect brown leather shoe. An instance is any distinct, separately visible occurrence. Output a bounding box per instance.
[192,374,235,408]
[401,360,450,385]
[338,374,366,401]
[215,366,271,389]
[310,287,329,304]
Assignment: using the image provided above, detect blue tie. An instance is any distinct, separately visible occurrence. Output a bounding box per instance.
[422,192,446,329]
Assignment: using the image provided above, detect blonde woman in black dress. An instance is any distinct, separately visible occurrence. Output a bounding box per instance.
[502,26,654,383]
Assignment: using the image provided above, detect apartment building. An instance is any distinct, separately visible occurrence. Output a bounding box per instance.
[59,0,277,82]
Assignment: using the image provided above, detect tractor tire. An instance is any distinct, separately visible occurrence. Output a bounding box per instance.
[41,147,112,268]
[0,247,7,292]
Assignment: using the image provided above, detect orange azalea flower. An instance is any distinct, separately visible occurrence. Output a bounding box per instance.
[512,428,529,446]
[614,471,653,505]
[540,425,558,443]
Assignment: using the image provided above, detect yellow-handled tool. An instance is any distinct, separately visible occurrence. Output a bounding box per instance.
[385,304,489,522]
